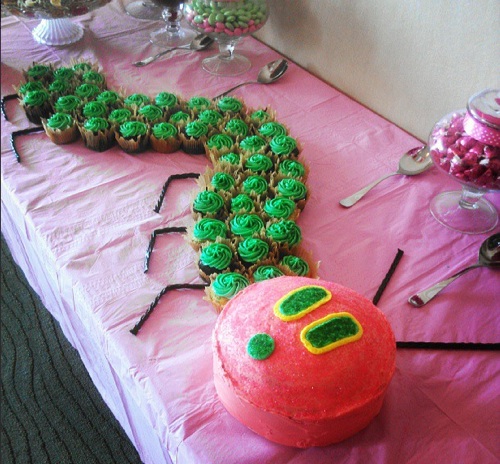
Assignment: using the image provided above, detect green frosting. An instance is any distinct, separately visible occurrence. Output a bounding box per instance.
[108,108,132,125]
[245,154,273,173]
[53,67,75,81]
[83,117,109,133]
[82,70,105,84]
[230,214,264,238]
[263,196,296,219]
[46,112,73,131]
[239,135,267,153]
[266,220,302,247]
[207,133,234,151]
[83,101,107,119]
[279,159,305,178]
[277,286,328,318]
[219,152,241,165]
[152,122,177,139]
[97,91,120,105]
[304,316,360,349]
[23,90,49,106]
[185,121,208,139]
[193,218,227,242]
[250,109,271,122]
[119,121,148,139]
[277,178,307,201]
[75,83,101,99]
[280,255,309,276]
[247,333,275,360]
[238,237,269,263]
[199,243,233,270]
[48,79,70,94]
[72,62,92,73]
[212,272,249,299]
[188,96,211,111]
[224,119,248,137]
[155,92,178,108]
[231,193,254,213]
[124,93,151,107]
[54,95,82,113]
[270,134,297,156]
[198,109,223,126]
[217,97,243,113]
[253,265,284,282]
[18,81,44,95]
[139,104,164,122]
[259,121,287,138]
[193,190,225,214]
[169,111,190,124]
[211,172,235,192]
[242,175,268,195]
[26,64,51,80]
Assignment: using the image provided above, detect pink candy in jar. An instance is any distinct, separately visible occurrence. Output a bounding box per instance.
[429,89,500,191]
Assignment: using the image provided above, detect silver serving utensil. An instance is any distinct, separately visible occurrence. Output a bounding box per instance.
[133,34,214,67]
[213,58,288,99]
[339,145,431,208]
[408,233,500,307]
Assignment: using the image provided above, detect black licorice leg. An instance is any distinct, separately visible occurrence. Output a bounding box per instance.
[1,93,18,121]
[130,283,209,335]
[372,248,404,305]
[154,172,200,213]
[144,226,187,273]
[396,341,500,351]
[11,126,44,163]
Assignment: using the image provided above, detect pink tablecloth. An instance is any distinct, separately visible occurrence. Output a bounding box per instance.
[1,2,499,463]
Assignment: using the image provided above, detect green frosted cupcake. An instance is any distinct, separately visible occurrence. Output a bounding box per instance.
[237,237,270,266]
[187,96,212,113]
[116,120,150,153]
[42,112,78,145]
[208,271,250,311]
[155,92,179,112]
[216,96,244,115]
[206,133,234,153]
[138,104,164,123]
[191,218,228,245]
[79,117,115,152]
[96,90,122,109]
[263,196,297,220]
[54,95,82,116]
[192,190,225,217]
[150,122,180,153]
[21,89,52,124]
[224,118,249,138]
[230,214,265,238]
[259,121,287,139]
[266,220,302,248]
[278,159,306,179]
[198,109,223,128]
[124,93,151,109]
[199,242,233,277]
[244,154,273,173]
[239,135,267,153]
[276,178,307,201]
[23,63,53,84]
[270,134,299,157]
[242,175,269,196]
[75,83,101,101]
[219,152,241,167]
[108,108,132,126]
[230,194,254,213]
[253,265,284,282]
[211,172,236,192]
[82,101,108,120]
[280,254,310,276]
[180,120,209,154]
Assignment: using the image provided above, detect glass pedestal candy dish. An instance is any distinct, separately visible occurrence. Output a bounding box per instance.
[428,89,500,234]
[126,1,162,20]
[185,0,269,76]
[149,0,196,47]
[1,0,111,46]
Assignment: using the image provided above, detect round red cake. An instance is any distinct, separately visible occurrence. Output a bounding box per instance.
[213,276,396,448]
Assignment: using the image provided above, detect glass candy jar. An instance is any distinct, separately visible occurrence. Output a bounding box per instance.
[185,0,269,76]
[428,89,500,234]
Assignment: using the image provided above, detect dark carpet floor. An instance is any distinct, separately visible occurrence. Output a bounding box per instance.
[1,234,144,464]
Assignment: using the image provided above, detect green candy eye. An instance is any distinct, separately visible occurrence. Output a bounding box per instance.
[247,333,275,360]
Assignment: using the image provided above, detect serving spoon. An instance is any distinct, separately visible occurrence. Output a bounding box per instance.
[408,233,500,307]
[213,58,288,99]
[133,34,214,67]
[339,145,432,208]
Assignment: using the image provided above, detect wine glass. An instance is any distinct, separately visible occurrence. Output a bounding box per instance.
[428,89,500,234]
[126,1,162,20]
[185,0,269,76]
[149,0,196,47]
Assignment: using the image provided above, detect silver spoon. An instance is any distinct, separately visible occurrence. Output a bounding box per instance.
[133,34,214,67]
[408,233,500,307]
[213,59,288,99]
[339,145,432,208]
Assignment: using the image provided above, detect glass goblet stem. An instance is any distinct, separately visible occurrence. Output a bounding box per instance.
[458,185,484,210]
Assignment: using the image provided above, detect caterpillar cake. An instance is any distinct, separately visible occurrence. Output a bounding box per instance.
[213,276,396,447]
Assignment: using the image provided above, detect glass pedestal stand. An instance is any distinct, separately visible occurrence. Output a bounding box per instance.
[202,38,250,76]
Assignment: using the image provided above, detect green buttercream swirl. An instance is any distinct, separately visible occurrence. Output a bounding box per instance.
[18,81,44,95]
[46,112,73,131]
[97,91,120,105]
[26,64,51,79]
[75,83,101,99]
[198,110,223,126]
[48,79,70,94]
[220,152,241,165]
[224,118,248,137]
[152,122,177,139]
[245,154,273,173]
[193,218,227,242]
[169,111,190,123]
[82,71,105,84]
[72,62,92,72]
[188,96,211,111]
[231,194,254,213]
[263,196,296,219]
[211,172,235,192]
[239,135,267,152]
[139,104,163,122]
[24,90,49,106]
[250,109,271,122]
[83,101,108,119]
[119,121,148,139]
[238,237,269,263]
[207,134,234,150]
[243,175,268,195]
[108,108,132,125]
[185,121,208,139]
[53,67,75,81]
[253,265,284,282]
[230,214,264,237]
[83,117,109,133]
[200,243,233,270]
[212,272,249,299]
[270,134,297,156]
[279,159,305,178]
[155,92,178,108]
[277,178,307,200]
[266,220,302,247]
[55,95,82,113]
[280,255,309,276]
[124,93,150,107]
[193,190,225,214]
[259,122,287,138]
[217,97,243,113]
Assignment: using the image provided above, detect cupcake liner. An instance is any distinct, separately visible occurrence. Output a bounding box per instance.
[21,99,53,125]
[78,125,116,152]
[42,118,79,145]
[150,134,181,154]
[115,132,150,154]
